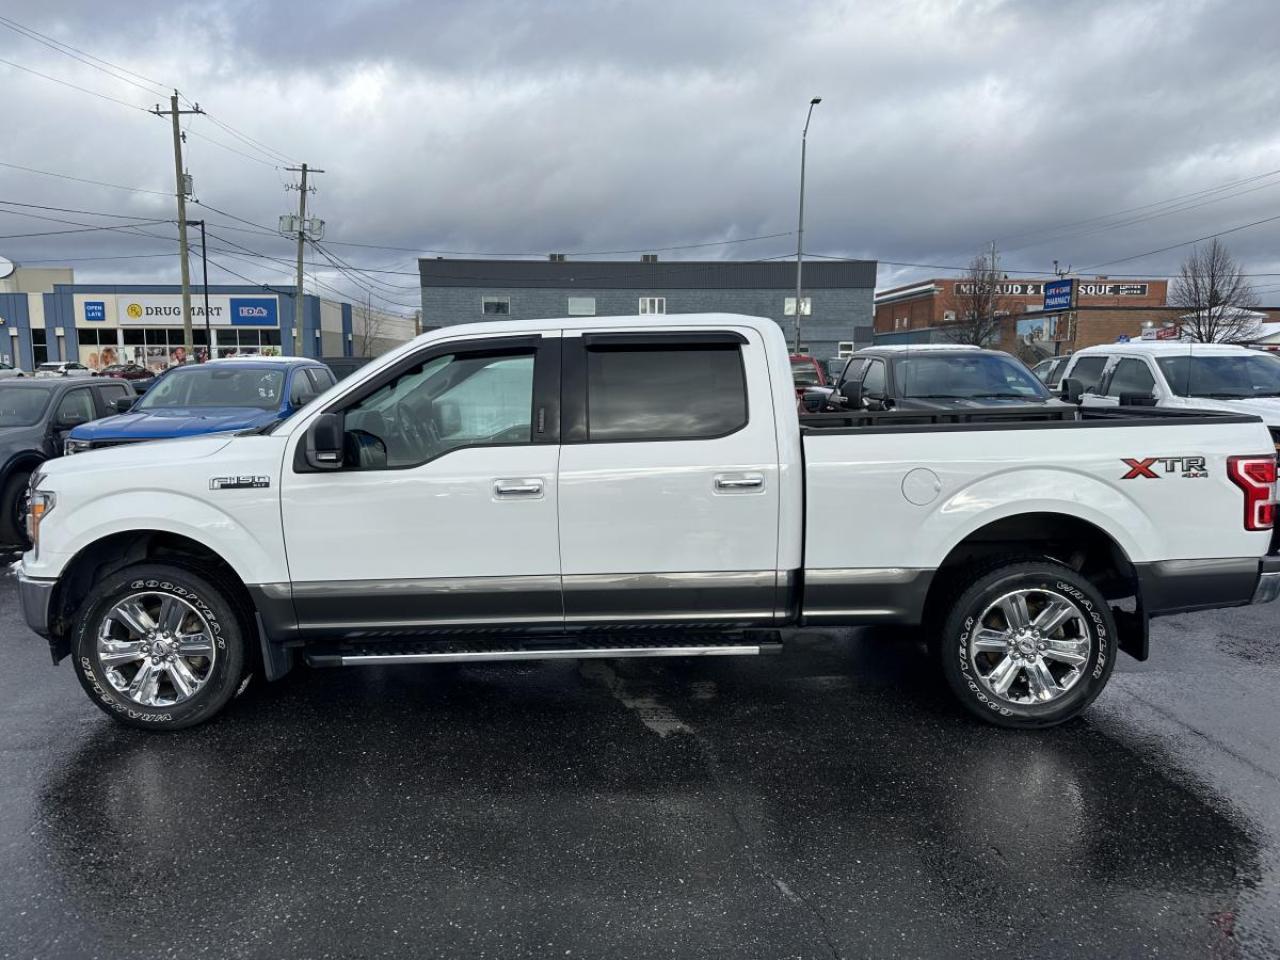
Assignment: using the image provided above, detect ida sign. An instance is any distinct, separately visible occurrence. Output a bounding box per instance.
[115,294,279,327]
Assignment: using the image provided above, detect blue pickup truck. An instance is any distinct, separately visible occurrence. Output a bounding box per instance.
[63,356,337,454]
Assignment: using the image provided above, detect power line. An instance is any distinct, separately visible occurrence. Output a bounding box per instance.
[0,55,150,111]
[184,128,282,168]
[0,159,171,196]
[0,13,168,98]
[0,198,173,220]
[1079,211,1280,271]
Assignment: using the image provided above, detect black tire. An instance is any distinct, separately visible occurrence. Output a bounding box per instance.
[71,563,248,731]
[0,469,32,548]
[937,560,1116,729]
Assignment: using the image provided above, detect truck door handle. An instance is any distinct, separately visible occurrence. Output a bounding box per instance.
[494,478,544,498]
[714,473,765,491]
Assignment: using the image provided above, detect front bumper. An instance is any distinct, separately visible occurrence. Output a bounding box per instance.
[17,571,55,638]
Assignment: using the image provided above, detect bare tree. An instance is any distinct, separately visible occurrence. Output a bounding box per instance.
[1170,239,1261,343]
[354,297,389,357]
[947,248,1007,346]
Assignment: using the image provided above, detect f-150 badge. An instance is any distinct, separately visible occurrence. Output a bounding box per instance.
[209,476,271,490]
[1121,457,1207,479]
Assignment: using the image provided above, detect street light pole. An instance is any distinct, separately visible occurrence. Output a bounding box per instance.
[794,97,822,354]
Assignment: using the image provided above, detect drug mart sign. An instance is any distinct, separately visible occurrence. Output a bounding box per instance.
[114,294,279,327]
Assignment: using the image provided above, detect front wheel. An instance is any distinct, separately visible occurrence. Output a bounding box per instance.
[0,469,32,548]
[937,560,1116,729]
[71,563,248,730]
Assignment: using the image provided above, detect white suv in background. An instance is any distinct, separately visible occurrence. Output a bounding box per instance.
[1062,342,1280,437]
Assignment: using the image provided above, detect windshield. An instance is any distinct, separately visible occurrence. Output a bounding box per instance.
[894,354,1050,400]
[1156,353,1280,398]
[136,366,285,411]
[37,363,62,371]
[790,358,822,386]
[0,387,51,426]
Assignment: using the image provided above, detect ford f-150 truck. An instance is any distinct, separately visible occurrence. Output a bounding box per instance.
[15,314,1280,731]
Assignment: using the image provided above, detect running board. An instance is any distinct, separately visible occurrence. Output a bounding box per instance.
[305,635,782,667]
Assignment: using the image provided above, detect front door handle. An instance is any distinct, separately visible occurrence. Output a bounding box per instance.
[714,473,765,491]
[494,478,544,498]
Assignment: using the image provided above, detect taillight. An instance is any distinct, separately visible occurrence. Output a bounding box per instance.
[1227,455,1277,531]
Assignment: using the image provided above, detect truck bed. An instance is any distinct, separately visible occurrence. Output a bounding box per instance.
[799,404,1262,433]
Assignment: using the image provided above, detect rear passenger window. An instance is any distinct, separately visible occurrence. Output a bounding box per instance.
[586,345,747,441]
[1105,358,1156,397]
[1068,356,1109,392]
[307,367,336,392]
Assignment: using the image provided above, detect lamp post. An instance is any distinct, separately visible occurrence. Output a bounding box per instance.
[793,97,821,354]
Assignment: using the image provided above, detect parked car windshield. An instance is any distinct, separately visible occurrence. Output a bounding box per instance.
[790,358,822,387]
[893,354,1050,399]
[0,387,52,426]
[135,366,285,410]
[1156,353,1280,398]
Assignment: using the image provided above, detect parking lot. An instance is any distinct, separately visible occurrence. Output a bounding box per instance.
[1,564,1277,960]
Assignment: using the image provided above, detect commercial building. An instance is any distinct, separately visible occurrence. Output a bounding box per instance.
[874,276,1175,357]
[0,268,414,372]
[419,257,878,360]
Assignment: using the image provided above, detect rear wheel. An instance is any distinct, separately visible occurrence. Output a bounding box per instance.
[0,469,32,549]
[71,563,248,730]
[937,560,1116,729]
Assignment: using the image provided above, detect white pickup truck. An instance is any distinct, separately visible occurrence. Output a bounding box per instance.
[15,314,1280,731]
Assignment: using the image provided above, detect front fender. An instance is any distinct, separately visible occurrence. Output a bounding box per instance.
[29,487,287,586]
[927,466,1156,564]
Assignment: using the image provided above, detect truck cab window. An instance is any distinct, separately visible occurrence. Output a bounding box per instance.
[860,359,886,399]
[1105,358,1156,397]
[584,344,746,441]
[1068,356,1108,393]
[343,350,535,468]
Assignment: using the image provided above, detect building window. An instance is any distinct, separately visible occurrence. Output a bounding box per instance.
[31,328,47,366]
[837,341,855,358]
[567,297,596,316]
[482,296,511,316]
[638,297,666,315]
[784,297,812,317]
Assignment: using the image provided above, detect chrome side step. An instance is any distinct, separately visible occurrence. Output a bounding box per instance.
[305,636,781,667]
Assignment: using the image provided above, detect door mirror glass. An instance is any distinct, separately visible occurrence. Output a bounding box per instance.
[305,412,345,470]
[838,379,863,409]
[114,396,136,414]
[1061,377,1084,404]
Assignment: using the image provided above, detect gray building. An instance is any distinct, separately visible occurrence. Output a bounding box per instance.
[418,257,877,361]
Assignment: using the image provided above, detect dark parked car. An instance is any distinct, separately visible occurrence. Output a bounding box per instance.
[804,345,1068,413]
[98,362,154,382]
[0,378,135,546]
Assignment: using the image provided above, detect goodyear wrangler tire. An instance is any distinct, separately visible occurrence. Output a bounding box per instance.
[71,563,247,731]
[937,560,1116,729]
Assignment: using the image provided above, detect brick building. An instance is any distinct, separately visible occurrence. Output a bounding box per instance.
[873,276,1176,358]
[419,257,878,361]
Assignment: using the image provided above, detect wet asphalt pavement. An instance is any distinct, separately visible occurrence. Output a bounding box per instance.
[1,568,1278,960]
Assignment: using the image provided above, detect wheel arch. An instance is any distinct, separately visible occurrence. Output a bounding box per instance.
[923,511,1147,659]
[47,530,258,665]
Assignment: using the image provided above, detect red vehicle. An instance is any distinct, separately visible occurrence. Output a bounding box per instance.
[789,354,827,401]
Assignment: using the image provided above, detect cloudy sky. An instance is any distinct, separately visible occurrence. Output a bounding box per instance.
[2,0,1279,312]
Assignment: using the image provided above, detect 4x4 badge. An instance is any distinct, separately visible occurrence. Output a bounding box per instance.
[209,476,271,490]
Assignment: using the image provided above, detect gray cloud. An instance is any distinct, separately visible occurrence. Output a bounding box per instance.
[3,0,1280,309]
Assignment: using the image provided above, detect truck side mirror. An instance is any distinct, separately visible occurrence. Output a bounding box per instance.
[1061,378,1084,405]
[305,412,345,470]
[839,379,863,409]
[115,397,136,414]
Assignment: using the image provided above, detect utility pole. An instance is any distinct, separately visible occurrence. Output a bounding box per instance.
[793,97,822,354]
[152,91,203,360]
[285,163,324,357]
[192,220,211,361]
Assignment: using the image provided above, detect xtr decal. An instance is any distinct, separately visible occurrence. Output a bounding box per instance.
[1121,456,1207,479]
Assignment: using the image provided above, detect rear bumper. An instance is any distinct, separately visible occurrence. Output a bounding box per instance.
[1137,556,1280,617]
[17,571,55,638]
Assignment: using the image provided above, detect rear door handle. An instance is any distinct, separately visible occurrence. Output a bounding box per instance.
[714,473,765,491]
[494,478,544,498]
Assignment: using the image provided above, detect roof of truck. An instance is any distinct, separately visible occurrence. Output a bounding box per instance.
[1071,341,1259,356]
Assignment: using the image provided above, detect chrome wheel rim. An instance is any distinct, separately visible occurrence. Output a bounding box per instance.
[96,592,216,708]
[969,587,1092,706]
